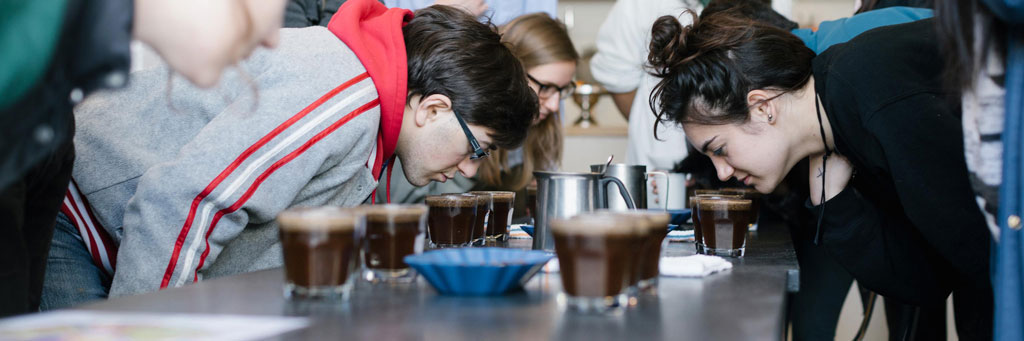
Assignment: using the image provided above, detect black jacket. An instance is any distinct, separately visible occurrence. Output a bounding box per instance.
[811,19,992,305]
[0,0,132,189]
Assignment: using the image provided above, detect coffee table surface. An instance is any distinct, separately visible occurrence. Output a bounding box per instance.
[75,221,798,341]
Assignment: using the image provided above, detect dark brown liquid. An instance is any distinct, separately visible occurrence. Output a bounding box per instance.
[364,220,419,270]
[691,195,742,248]
[640,228,669,281]
[690,197,703,247]
[427,205,476,246]
[627,233,646,287]
[280,228,357,287]
[486,199,513,237]
[471,203,487,241]
[698,207,752,249]
[553,232,634,297]
[724,189,760,225]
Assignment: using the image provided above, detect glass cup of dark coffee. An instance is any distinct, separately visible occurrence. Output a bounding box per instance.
[551,214,642,313]
[425,194,480,248]
[722,187,761,231]
[689,194,742,253]
[695,197,753,257]
[358,204,427,283]
[594,209,670,294]
[469,191,515,242]
[461,193,490,246]
[635,211,670,292]
[277,206,364,300]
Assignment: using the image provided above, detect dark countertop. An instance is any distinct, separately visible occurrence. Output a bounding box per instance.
[76,220,798,341]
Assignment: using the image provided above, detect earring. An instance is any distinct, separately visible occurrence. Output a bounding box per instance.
[767,114,773,122]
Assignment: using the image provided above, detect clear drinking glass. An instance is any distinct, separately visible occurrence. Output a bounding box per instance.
[469,191,516,243]
[695,197,753,257]
[278,206,363,300]
[425,194,479,248]
[551,214,641,313]
[359,204,427,283]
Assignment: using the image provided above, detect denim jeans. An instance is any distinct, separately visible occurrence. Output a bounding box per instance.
[40,211,111,310]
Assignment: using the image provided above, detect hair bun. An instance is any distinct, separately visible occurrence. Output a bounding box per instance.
[647,11,698,77]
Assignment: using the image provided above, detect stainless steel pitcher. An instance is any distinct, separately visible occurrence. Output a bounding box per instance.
[532,171,636,251]
[590,164,669,211]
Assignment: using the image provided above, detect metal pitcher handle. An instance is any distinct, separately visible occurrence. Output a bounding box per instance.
[601,177,636,209]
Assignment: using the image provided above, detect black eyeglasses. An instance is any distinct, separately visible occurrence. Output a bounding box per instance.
[527,74,575,99]
[452,110,491,160]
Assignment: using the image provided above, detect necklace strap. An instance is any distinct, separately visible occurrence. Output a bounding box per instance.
[813,90,829,245]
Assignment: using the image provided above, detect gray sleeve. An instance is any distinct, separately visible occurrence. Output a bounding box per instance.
[107,32,380,296]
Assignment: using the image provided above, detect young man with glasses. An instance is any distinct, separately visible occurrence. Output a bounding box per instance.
[39,0,537,309]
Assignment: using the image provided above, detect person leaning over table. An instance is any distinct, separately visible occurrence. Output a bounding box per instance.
[39,0,537,310]
[646,11,993,340]
[692,2,938,340]
[381,12,577,220]
[0,0,288,317]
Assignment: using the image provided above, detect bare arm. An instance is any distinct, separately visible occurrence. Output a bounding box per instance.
[610,90,637,120]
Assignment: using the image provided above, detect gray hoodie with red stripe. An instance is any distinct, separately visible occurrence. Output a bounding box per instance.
[72,27,386,296]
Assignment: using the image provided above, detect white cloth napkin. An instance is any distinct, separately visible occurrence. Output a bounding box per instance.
[508,224,532,239]
[666,229,694,241]
[659,255,733,277]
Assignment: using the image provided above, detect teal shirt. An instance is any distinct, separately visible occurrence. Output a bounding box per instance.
[0,0,68,110]
[792,7,933,54]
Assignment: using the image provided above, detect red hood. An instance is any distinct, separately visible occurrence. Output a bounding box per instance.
[328,0,410,180]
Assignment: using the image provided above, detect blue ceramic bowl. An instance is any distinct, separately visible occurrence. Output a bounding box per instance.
[668,209,692,225]
[404,248,553,296]
[520,225,535,238]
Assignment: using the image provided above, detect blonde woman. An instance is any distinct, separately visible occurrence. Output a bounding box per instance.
[384,12,577,219]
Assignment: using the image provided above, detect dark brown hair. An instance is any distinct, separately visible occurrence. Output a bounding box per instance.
[646,10,814,131]
[403,5,538,149]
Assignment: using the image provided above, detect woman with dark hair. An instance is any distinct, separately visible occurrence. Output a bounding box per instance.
[647,11,993,339]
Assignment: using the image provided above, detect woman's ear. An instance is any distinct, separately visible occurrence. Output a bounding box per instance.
[746,89,776,124]
[413,94,454,127]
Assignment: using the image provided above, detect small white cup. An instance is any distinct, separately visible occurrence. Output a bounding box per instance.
[647,172,687,210]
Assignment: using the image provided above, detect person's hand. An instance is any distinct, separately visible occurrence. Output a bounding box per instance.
[808,153,854,205]
[433,0,487,17]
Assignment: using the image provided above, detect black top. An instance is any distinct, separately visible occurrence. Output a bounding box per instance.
[811,19,991,305]
[0,0,132,189]
[284,0,349,27]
